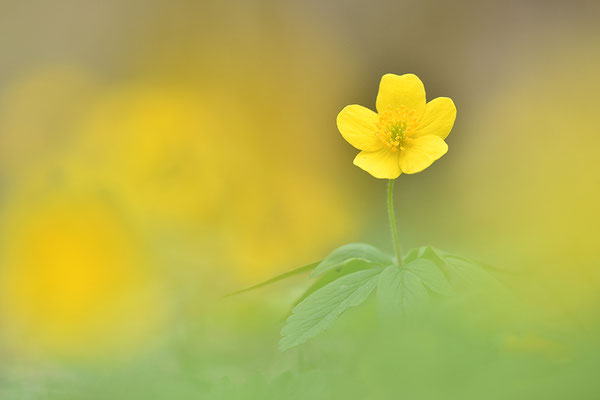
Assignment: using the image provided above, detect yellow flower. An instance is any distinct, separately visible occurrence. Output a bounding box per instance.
[337,73,456,178]
[0,188,167,360]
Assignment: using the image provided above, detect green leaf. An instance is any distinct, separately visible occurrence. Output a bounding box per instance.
[311,243,392,278]
[402,246,422,264]
[403,258,452,295]
[280,268,382,351]
[292,261,376,310]
[225,261,319,297]
[405,246,506,291]
[376,265,429,320]
[441,254,506,291]
[433,247,516,275]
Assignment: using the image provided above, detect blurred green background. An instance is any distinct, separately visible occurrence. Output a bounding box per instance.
[1,0,600,398]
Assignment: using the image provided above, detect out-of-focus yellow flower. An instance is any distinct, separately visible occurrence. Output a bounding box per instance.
[337,73,456,178]
[68,80,358,285]
[0,187,166,360]
[75,85,225,225]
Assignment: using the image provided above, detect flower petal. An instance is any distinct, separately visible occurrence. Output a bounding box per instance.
[412,97,456,139]
[399,135,448,174]
[376,73,426,118]
[336,105,383,151]
[353,148,401,179]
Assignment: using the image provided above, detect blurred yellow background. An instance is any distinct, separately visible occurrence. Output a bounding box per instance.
[0,0,599,365]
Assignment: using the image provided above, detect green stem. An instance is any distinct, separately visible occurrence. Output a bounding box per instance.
[387,179,402,266]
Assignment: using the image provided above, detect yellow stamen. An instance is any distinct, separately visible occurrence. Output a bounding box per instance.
[374,105,418,151]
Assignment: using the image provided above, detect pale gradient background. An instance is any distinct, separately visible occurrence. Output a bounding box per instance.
[0,0,599,397]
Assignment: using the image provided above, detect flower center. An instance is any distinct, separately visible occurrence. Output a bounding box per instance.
[375,105,418,151]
